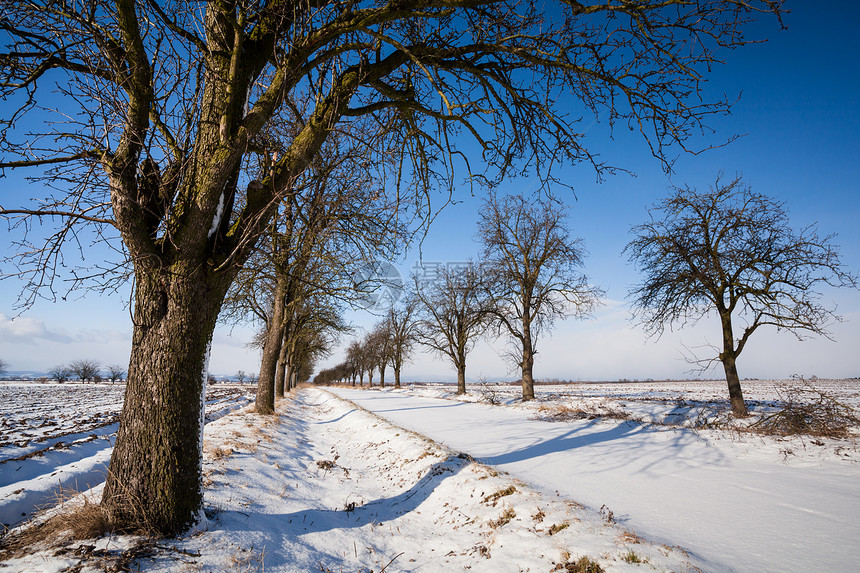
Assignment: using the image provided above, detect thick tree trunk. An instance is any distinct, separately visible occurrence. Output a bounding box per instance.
[379,365,385,388]
[256,276,287,414]
[102,268,226,535]
[393,366,401,389]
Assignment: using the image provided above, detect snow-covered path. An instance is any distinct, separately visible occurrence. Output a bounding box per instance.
[328,387,860,573]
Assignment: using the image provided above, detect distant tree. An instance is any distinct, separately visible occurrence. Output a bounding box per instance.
[69,359,101,383]
[415,263,496,395]
[388,297,420,389]
[626,175,858,417]
[479,194,602,401]
[367,321,394,388]
[346,341,365,386]
[49,365,72,383]
[106,365,126,383]
[0,358,8,377]
[235,371,247,384]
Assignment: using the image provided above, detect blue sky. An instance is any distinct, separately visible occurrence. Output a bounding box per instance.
[2,3,859,381]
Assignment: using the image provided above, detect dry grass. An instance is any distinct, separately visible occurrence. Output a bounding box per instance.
[482,485,517,506]
[0,468,174,562]
[208,445,234,460]
[488,507,516,529]
[621,549,647,564]
[0,487,155,562]
[552,556,605,572]
[547,521,569,535]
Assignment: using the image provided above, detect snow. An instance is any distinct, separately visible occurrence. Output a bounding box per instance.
[207,191,225,238]
[0,382,254,530]
[328,382,860,572]
[1,380,858,572]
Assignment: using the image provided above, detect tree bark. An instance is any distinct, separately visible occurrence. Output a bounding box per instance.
[256,276,287,414]
[102,268,226,534]
[456,362,466,395]
[719,313,748,417]
[722,354,747,418]
[393,366,401,389]
[275,332,288,398]
[521,315,536,401]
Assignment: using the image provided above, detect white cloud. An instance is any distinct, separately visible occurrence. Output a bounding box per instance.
[0,313,74,344]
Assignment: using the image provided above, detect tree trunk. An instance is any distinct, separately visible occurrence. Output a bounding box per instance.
[456,362,466,395]
[722,355,747,418]
[720,313,748,418]
[379,365,385,388]
[102,268,226,535]
[521,324,535,401]
[393,366,401,389]
[275,332,288,398]
[256,276,287,414]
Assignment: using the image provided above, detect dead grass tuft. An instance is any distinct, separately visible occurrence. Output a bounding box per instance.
[553,556,605,572]
[488,507,516,528]
[482,485,517,506]
[208,445,234,460]
[547,521,569,535]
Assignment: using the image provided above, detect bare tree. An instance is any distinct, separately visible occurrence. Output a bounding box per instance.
[0,0,783,533]
[367,321,395,388]
[69,359,101,383]
[346,341,365,386]
[0,358,8,377]
[388,297,420,389]
[626,175,857,417]
[479,194,601,401]
[48,365,72,383]
[415,263,495,395]
[235,371,247,384]
[106,364,126,383]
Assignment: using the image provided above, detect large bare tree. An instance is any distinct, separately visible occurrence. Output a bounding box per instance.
[479,193,601,400]
[0,0,783,533]
[626,174,857,417]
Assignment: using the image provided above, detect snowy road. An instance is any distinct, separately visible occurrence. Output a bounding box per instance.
[328,387,860,573]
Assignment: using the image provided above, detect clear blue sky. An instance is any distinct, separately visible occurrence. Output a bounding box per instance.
[2,3,859,381]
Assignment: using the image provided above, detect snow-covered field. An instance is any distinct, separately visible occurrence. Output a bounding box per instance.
[0,379,858,572]
[0,382,254,531]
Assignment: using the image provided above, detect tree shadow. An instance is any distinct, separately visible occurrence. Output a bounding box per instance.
[213,454,468,538]
[478,418,728,474]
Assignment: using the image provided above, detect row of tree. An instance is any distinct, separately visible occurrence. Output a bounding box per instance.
[0,0,790,535]
[47,360,126,383]
[316,191,601,400]
[317,175,857,419]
